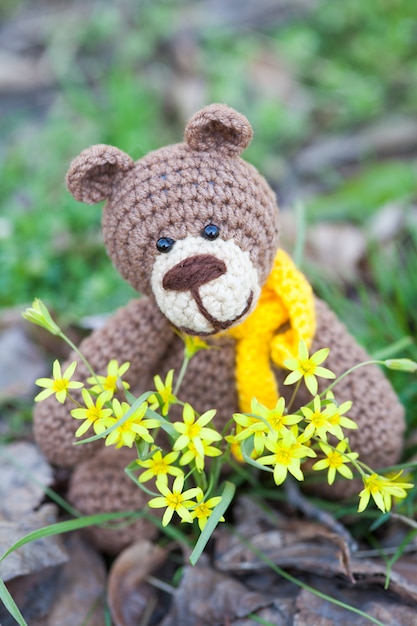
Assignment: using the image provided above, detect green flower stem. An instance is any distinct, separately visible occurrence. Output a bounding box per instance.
[322,360,383,396]
[58,332,104,391]
[228,457,261,488]
[286,378,302,413]
[124,465,159,497]
[66,392,83,408]
[174,355,190,396]
[231,530,386,626]
[221,416,236,438]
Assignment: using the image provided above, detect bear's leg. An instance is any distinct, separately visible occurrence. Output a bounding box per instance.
[294,298,405,498]
[67,446,159,554]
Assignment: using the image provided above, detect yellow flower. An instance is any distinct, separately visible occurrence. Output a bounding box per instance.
[173,403,222,459]
[312,439,358,485]
[257,428,316,485]
[358,472,414,513]
[22,298,61,335]
[283,340,335,396]
[182,334,210,359]
[105,399,159,448]
[71,389,113,437]
[35,360,83,404]
[87,360,130,396]
[324,393,357,440]
[148,370,177,416]
[190,491,224,531]
[137,449,183,485]
[148,475,201,526]
[179,438,222,472]
[233,397,302,455]
[300,395,338,441]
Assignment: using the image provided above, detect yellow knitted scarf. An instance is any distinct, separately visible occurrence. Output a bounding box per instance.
[226,249,316,412]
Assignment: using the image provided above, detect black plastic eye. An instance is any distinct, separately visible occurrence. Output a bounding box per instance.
[156,237,175,253]
[202,224,220,241]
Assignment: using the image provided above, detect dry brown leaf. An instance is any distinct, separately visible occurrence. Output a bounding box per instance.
[215,497,353,580]
[0,504,68,582]
[158,565,272,626]
[216,526,352,580]
[107,540,168,626]
[350,554,417,605]
[0,442,53,519]
[0,326,47,401]
[0,532,106,626]
[294,578,417,626]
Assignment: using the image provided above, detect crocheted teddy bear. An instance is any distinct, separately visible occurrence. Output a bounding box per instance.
[33,104,405,553]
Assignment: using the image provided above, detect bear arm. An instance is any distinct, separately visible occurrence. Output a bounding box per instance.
[292,298,405,499]
[33,297,173,467]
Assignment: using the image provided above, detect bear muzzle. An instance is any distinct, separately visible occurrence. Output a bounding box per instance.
[151,236,260,335]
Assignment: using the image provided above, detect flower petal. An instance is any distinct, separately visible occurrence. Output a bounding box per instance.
[273,464,288,485]
[283,371,303,386]
[304,374,318,396]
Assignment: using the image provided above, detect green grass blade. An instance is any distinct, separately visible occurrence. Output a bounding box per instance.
[384,528,417,588]
[231,530,385,626]
[248,615,276,626]
[0,511,141,564]
[0,579,27,626]
[190,481,235,566]
[142,510,193,546]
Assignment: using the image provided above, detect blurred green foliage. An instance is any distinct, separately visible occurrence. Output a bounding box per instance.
[307,161,417,222]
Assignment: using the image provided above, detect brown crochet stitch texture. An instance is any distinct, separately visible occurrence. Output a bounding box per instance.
[33,103,405,553]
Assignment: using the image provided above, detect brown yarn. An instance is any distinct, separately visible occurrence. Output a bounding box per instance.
[162,255,227,291]
[33,104,405,554]
[33,297,174,467]
[64,105,279,296]
[184,103,253,156]
[68,446,159,554]
[66,144,134,204]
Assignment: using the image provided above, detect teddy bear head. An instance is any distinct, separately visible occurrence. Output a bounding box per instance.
[66,104,280,335]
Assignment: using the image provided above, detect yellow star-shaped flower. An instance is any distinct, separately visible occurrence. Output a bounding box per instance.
[35,360,83,404]
[284,340,335,396]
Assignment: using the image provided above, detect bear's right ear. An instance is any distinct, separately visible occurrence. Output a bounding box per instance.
[66,144,135,204]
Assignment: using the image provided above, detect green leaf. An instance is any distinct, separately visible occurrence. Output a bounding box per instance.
[143,407,177,437]
[0,579,27,626]
[0,511,142,564]
[190,481,235,566]
[241,438,274,474]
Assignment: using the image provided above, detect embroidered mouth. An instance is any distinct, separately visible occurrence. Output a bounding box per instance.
[180,289,254,335]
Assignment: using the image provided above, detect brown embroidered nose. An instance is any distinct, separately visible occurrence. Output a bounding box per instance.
[162,254,226,292]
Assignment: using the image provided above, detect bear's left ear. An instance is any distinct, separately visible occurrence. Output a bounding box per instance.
[184,103,253,157]
[66,144,134,204]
